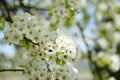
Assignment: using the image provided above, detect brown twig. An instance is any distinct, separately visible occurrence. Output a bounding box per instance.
[41,58,52,72]
[77,22,93,69]
[0,0,49,23]
[0,69,24,72]
[19,1,49,11]
[24,37,51,72]
[77,22,103,79]
[0,0,13,22]
[24,37,39,46]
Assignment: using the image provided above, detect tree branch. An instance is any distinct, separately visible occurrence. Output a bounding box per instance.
[19,1,49,11]
[0,0,13,23]
[77,22,103,79]
[0,69,24,72]
[77,22,93,68]
[77,22,93,58]
[23,37,52,72]
[24,37,39,46]
[0,0,49,22]
[41,58,52,72]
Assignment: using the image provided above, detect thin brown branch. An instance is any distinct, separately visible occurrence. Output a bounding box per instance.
[0,0,13,22]
[77,22,93,65]
[77,22,92,57]
[0,69,24,72]
[19,0,49,11]
[23,37,51,72]
[41,58,52,72]
[24,37,39,46]
[77,22,103,79]
[0,0,49,22]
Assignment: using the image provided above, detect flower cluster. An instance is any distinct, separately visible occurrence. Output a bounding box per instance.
[92,51,120,72]
[49,0,80,23]
[4,12,50,45]
[38,29,80,64]
[53,63,79,80]
[4,12,80,64]
[3,12,80,80]
[20,58,52,80]
[20,58,79,80]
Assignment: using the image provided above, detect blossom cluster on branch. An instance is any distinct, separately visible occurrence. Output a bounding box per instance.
[3,12,80,80]
[49,0,80,24]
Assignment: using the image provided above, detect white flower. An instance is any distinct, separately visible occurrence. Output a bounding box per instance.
[11,32,23,44]
[95,52,120,72]
[109,54,120,72]
[56,29,77,56]
[53,63,79,80]
[25,29,35,39]
[31,32,41,43]
[46,53,57,63]
[113,32,120,42]
[108,77,116,80]
[98,3,108,11]
[97,38,108,49]
[114,14,120,27]
[3,33,12,43]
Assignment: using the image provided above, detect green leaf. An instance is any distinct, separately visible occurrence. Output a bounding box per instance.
[31,52,37,56]
[100,29,107,37]
[56,58,66,65]
[56,58,61,65]
[0,22,4,30]
[21,39,26,46]
[48,12,53,18]
[54,19,59,25]
[21,38,30,49]
[65,0,70,8]
[64,17,76,27]
[116,42,120,55]
[69,9,75,16]
[56,52,61,56]
[61,60,66,65]
[114,6,120,14]
[50,19,59,30]
[52,41,56,44]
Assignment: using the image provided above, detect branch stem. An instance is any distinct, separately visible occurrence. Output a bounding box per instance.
[77,22,103,79]
[0,69,24,72]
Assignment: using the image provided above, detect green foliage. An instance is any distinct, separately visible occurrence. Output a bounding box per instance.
[50,19,59,30]
[56,52,66,65]
[114,6,120,14]
[21,38,31,49]
[56,58,66,65]
[116,42,120,55]
[0,22,4,30]
[64,17,75,27]
[83,14,90,24]
[48,12,53,18]
[0,16,4,30]
[56,52,62,56]
[100,29,107,37]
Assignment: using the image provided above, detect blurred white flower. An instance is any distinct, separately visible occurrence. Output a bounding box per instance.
[108,77,116,80]
[97,38,108,49]
[94,51,120,72]
[113,32,120,42]
[0,44,16,58]
[98,3,108,11]
[96,12,103,21]
[114,14,120,27]
[109,54,120,72]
